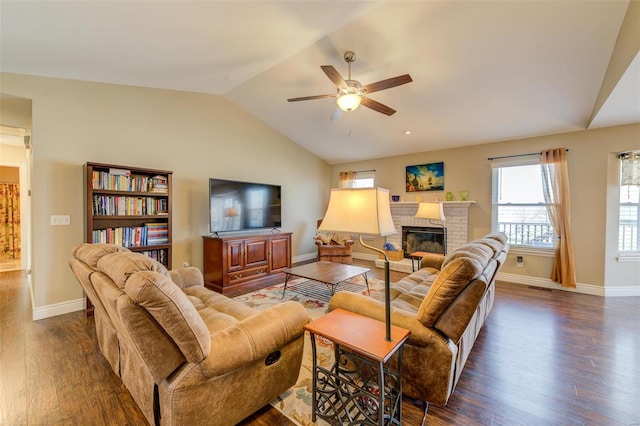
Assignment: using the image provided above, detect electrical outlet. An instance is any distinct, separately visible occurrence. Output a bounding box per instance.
[182,261,190,268]
[516,255,524,267]
[50,215,71,226]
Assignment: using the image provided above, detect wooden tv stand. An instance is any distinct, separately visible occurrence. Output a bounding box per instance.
[202,232,291,293]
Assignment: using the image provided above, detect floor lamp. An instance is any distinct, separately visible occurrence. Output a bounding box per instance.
[414,202,447,255]
[318,187,397,341]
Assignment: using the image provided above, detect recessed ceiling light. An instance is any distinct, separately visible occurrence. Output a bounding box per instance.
[404,130,412,135]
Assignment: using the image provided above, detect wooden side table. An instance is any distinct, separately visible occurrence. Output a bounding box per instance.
[304,308,411,425]
[408,251,444,272]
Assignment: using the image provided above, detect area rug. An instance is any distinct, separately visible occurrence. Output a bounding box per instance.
[233,275,385,426]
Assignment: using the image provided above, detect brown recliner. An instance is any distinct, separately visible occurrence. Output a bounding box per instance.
[328,232,509,407]
[314,238,354,264]
[69,244,310,425]
[314,220,354,264]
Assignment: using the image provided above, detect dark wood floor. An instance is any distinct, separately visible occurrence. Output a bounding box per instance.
[1,260,639,425]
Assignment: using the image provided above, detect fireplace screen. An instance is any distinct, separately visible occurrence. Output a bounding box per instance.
[402,226,446,257]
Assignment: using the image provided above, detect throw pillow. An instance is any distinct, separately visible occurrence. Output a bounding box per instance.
[316,232,335,245]
[330,233,347,245]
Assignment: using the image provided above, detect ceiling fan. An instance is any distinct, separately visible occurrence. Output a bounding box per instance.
[287,51,413,120]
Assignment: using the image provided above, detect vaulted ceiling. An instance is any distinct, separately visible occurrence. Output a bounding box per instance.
[1,1,638,164]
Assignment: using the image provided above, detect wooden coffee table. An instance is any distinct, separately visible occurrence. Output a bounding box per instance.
[281,261,370,299]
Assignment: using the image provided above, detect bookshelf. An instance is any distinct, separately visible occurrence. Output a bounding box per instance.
[84,162,173,270]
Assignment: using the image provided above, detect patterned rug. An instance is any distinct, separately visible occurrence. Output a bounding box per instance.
[233,275,386,426]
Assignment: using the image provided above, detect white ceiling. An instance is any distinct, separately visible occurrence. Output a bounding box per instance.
[1,1,638,164]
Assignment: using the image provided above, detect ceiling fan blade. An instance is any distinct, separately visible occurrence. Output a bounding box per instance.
[330,106,342,121]
[361,96,396,116]
[360,74,413,94]
[321,65,347,88]
[287,94,336,102]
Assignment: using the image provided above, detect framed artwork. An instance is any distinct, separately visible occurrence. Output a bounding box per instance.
[406,162,444,192]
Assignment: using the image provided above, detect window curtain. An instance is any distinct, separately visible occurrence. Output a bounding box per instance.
[540,148,576,287]
[0,183,21,260]
[338,171,356,189]
[619,151,640,186]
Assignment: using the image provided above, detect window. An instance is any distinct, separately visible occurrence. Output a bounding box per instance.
[491,160,555,248]
[352,170,375,188]
[619,151,640,252]
[339,170,375,188]
[619,185,639,251]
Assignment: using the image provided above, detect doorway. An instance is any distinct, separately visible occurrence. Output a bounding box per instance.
[0,125,30,272]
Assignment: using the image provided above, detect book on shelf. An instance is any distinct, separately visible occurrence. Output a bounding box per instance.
[108,168,131,177]
[92,170,169,193]
[92,195,169,216]
[150,175,169,193]
[146,222,169,245]
[141,248,169,267]
[93,226,139,247]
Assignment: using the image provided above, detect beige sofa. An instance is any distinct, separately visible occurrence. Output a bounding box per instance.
[328,232,508,407]
[69,244,310,425]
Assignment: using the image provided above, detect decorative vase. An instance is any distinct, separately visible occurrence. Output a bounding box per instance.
[458,190,469,201]
[445,192,454,201]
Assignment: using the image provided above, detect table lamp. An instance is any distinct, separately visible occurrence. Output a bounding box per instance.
[414,202,447,254]
[318,187,397,341]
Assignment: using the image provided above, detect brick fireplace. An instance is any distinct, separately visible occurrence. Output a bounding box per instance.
[403,225,446,256]
[373,201,474,272]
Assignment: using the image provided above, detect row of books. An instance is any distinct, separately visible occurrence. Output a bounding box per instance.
[92,195,169,216]
[141,249,169,267]
[92,169,169,193]
[146,222,170,245]
[91,224,169,247]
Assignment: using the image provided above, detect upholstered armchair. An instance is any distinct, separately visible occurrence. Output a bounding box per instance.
[314,220,354,264]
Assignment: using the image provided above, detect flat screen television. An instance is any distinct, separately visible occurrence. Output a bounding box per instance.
[209,178,282,233]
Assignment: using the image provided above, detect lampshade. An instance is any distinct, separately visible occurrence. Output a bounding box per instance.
[318,187,397,342]
[415,202,446,221]
[336,93,362,112]
[318,187,396,236]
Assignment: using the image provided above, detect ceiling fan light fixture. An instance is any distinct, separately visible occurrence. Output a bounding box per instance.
[337,93,362,112]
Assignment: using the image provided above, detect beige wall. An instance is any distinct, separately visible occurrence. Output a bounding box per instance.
[331,123,640,290]
[0,72,330,314]
[0,96,32,130]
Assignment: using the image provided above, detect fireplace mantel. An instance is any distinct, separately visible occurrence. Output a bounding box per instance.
[390,201,476,209]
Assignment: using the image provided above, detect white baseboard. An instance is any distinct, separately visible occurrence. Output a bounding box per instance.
[352,252,378,261]
[293,252,318,264]
[496,272,640,297]
[32,298,84,320]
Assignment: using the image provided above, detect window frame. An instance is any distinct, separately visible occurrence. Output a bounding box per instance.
[351,170,375,188]
[618,177,640,257]
[490,157,556,253]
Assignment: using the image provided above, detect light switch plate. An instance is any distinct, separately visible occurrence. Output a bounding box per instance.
[50,215,71,225]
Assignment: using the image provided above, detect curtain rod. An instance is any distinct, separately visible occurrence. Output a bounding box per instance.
[341,169,375,173]
[488,149,569,161]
